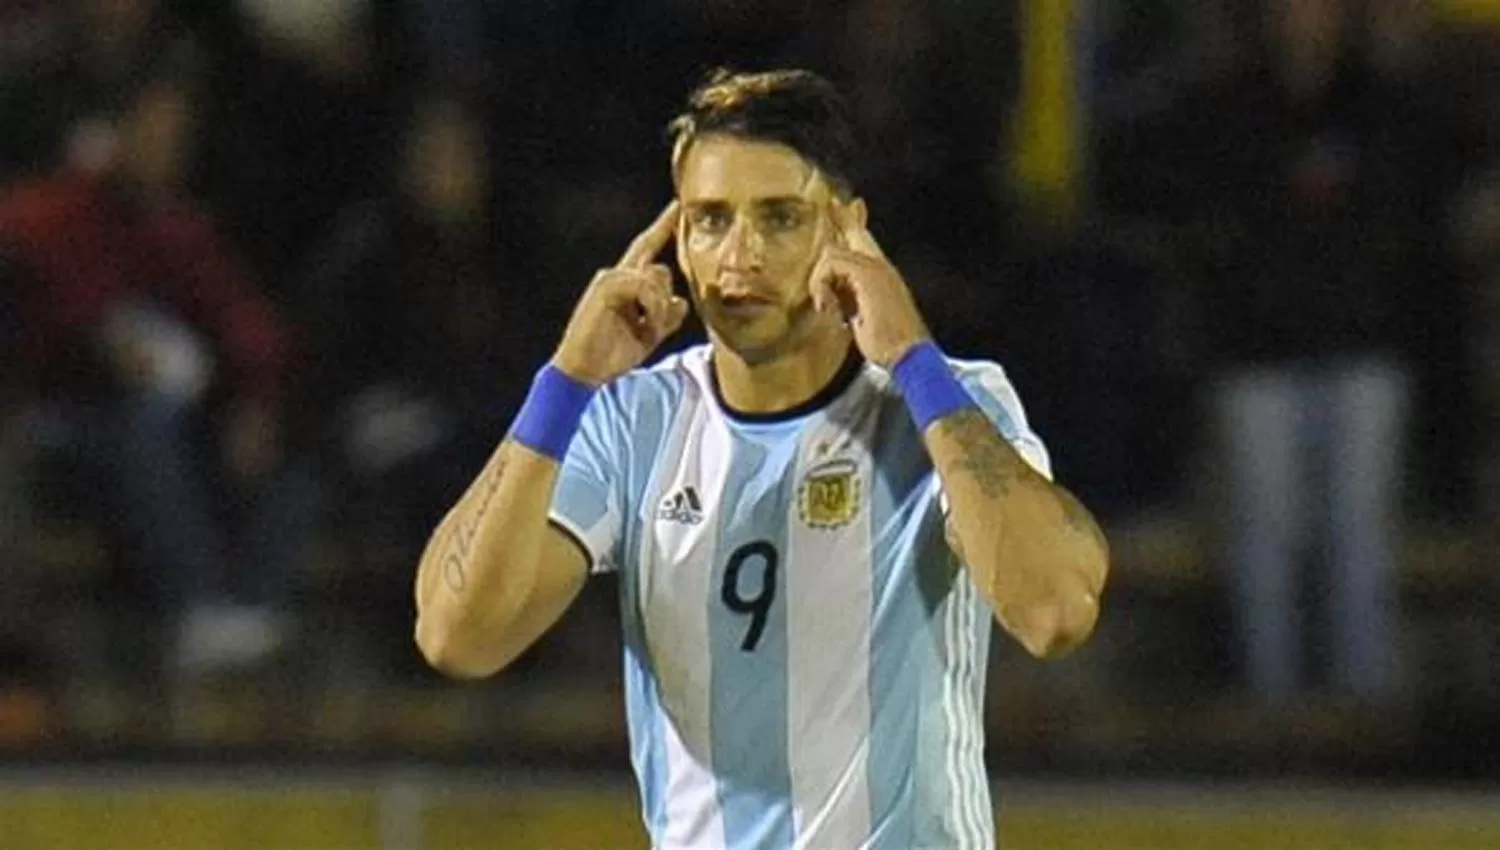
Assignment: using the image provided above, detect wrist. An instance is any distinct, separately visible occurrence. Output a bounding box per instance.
[891,341,975,432]
[509,364,597,461]
[883,336,929,370]
[548,352,605,388]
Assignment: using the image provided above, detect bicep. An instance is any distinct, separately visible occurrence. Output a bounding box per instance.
[543,519,592,590]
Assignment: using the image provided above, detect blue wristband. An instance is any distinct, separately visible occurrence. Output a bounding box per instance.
[509,365,597,461]
[891,341,975,431]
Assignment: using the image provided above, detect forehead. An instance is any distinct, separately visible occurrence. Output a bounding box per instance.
[676,134,829,203]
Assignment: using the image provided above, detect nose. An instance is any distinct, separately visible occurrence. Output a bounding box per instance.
[720,217,764,271]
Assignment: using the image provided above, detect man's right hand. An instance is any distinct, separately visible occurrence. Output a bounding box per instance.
[552,202,689,386]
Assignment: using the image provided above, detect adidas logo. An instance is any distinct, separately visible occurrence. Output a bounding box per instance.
[658,485,704,525]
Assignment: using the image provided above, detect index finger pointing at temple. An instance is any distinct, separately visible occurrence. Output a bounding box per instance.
[833,201,887,260]
[620,201,681,268]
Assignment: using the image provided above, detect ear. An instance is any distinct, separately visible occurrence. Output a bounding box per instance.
[848,197,869,229]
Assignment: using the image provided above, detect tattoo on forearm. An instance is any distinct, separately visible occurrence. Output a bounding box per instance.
[934,409,1025,499]
[443,452,509,592]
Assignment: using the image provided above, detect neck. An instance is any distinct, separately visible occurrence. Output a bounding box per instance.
[712,324,855,416]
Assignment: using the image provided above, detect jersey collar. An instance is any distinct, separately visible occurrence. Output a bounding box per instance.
[709,344,866,424]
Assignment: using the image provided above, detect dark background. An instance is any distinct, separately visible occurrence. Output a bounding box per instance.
[0,0,1496,787]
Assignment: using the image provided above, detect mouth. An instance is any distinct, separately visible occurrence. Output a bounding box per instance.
[713,288,775,316]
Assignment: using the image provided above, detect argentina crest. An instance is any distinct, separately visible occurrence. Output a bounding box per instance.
[798,457,861,529]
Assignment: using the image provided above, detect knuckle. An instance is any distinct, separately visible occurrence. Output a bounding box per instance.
[601,268,641,292]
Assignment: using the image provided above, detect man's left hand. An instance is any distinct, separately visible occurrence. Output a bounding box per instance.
[808,202,931,369]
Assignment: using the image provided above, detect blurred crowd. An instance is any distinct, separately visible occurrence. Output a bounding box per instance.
[0,0,1496,769]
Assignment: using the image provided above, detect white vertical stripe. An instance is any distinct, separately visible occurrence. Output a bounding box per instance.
[956,579,991,846]
[941,575,977,847]
[785,413,875,848]
[658,716,724,849]
[644,393,734,850]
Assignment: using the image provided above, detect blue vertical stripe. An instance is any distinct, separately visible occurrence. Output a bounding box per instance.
[865,397,937,849]
[708,422,800,849]
[624,640,669,835]
[620,370,687,521]
[615,368,686,836]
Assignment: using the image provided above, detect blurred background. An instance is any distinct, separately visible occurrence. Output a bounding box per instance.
[0,0,1497,847]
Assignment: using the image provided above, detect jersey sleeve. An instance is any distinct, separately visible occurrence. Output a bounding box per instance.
[935,360,1054,516]
[957,360,1052,480]
[548,388,627,575]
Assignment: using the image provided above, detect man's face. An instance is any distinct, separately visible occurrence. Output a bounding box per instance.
[675,134,840,364]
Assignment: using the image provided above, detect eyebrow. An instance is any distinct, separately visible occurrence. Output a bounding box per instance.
[682,196,814,209]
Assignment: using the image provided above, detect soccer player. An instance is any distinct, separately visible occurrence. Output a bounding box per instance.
[414,69,1110,849]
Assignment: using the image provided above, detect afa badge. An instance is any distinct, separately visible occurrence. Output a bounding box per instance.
[798,458,861,529]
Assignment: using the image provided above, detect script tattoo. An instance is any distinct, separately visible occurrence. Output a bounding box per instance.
[934,409,1024,499]
[443,452,508,592]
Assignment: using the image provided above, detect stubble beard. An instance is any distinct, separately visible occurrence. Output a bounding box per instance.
[708,288,829,368]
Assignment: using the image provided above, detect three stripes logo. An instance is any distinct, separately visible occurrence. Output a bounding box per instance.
[657,485,704,525]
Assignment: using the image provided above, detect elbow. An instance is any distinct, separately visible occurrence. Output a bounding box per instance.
[1024,591,1100,660]
[1005,567,1105,661]
[414,615,504,681]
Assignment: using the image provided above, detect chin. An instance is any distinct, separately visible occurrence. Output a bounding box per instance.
[708,322,793,366]
[722,321,843,369]
[714,334,785,366]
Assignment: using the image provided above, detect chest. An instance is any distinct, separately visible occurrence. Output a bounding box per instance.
[626,403,937,676]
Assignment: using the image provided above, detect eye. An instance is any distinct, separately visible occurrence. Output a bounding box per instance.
[690,208,731,233]
[764,207,803,232]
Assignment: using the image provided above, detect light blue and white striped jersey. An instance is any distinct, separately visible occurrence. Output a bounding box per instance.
[549,343,1051,850]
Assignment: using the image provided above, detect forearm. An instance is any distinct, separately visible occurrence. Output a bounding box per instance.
[415,363,600,676]
[414,439,560,674]
[926,409,1108,657]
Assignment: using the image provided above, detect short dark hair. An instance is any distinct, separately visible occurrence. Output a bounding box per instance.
[668,68,859,198]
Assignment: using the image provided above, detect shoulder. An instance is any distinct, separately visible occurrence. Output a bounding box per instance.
[608,344,704,402]
[945,355,1005,377]
[588,344,707,427]
[946,354,1040,435]
[945,355,1022,398]
[946,353,1052,475]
